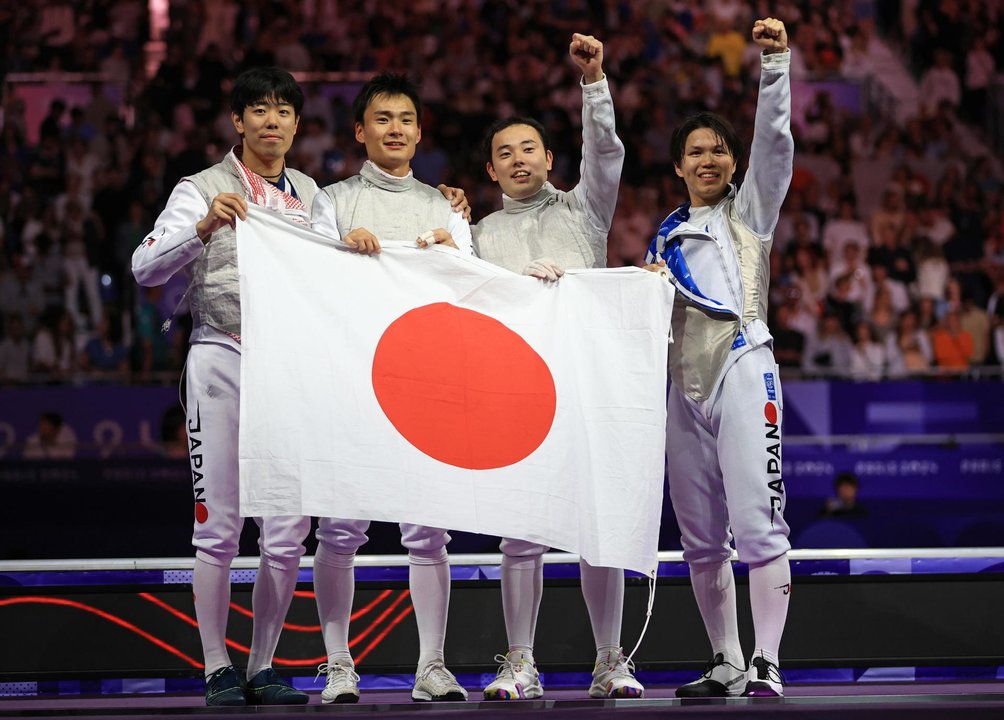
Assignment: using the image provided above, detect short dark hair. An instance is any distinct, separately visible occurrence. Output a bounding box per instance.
[230,67,304,117]
[352,73,422,125]
[669,112,743,168]
[833,472,859,491]
[482,116,550,166]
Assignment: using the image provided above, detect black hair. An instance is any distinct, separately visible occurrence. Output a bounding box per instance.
[352,73,422,125]
[481,116,550,166]
[40,411,64,428]
[230,67,304,117]
[833,472,859,491]
[669,111,743,168]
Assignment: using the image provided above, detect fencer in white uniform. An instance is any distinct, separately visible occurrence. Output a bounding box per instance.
[643,18,794,699]
[472,33,644,701]
[309,72,472,706]
[133,67,315,708]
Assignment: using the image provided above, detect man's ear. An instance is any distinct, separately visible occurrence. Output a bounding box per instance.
[232,112,244,137]
[486,161,498,182]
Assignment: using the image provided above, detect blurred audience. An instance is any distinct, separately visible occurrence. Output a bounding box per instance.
[0,0,1001,384]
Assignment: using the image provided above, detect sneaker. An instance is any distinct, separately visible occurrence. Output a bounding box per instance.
[245,667,310,705]
[589,649,644,699]
[204,665,246,706]
[483,652,544,700]
[675,653,747,698]
[742,655,784,697]
[411,660,469,702]
[318,662,360,704]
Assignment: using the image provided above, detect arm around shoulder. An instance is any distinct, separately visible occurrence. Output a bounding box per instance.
[310,190,342,244]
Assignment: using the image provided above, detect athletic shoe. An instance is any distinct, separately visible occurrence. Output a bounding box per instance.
[204,665,245,706]
[318,662,360,704]
[675,653,747,698]
[245,667,309,705]
[483,652,544,700]
[588,648,644,699]
[742,655,784,697]
[411,660,469,701]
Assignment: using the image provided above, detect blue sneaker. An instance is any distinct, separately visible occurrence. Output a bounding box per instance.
[204,665,246,706]
[245,667,309,705]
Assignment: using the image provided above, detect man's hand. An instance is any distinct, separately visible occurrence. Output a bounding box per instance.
[752,18,788,54]
[523,257,564,282]
[344,227,381,255]
[570,33,604,84]
[643,260,670,279]
[196,193,247,243]
[417,228,457,249]
[438,183,472,221]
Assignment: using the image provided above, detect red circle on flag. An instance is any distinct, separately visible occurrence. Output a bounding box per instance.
[764,402,778,425]
[372,303,557,470]
[195,502,208,524]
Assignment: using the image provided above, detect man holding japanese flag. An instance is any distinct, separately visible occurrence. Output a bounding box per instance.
[237,206,673,691]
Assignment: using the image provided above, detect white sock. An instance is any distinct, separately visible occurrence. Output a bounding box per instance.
[748,554,790,665]
[689,560,744,668]
[579,560,623,660]
[246,558,300,679]
[313,544,356,666]
[409,554,450,669]
[501,554,543,661]
[193,558,233,676]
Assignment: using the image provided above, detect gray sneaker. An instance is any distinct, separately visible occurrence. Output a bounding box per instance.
[412,660,468,702]
[317,661,360,704]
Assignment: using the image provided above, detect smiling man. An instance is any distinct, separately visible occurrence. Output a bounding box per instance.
[311,73,471,255]
[310,72,471,706]
[132,66,315,707]
[471,34,641,703]
[644,17,794,699]
[473,33,623,281]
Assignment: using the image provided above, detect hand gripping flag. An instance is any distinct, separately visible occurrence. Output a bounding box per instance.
[237,207,674,575]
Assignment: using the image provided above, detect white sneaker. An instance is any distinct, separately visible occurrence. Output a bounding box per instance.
[317,662,360,704]
[588,648,644,699]
[742,655,784,697]
[483,652,544,700]
[676,653,747,698]
[411,660,468,702]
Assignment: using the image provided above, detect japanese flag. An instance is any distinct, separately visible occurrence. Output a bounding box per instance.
[237,208,674,575]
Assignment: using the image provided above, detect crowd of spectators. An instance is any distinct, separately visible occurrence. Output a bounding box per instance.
[1,0,1002,386]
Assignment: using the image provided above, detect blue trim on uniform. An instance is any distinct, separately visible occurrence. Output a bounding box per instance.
[764,372,777,400]
[732,333,747,350]
[647,202,729,308]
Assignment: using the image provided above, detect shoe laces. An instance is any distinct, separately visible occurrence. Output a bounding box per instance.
[316,662,359,686]
[417,660,459,692]
[492,652,533,680]
[699,652,745,680]
[751,656,785,685]
[596,649,635,677]
[206,665,238,689]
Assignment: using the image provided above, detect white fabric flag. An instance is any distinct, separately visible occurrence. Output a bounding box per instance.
[237,207,674,575]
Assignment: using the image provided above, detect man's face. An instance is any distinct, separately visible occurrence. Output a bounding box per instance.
[486,123,553,200]
[674,127,736,207]
[355,92,421,177]
[233,98,299,163]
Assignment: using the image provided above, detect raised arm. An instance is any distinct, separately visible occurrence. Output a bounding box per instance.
[569,33,625,236]
[735,18,794,237]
